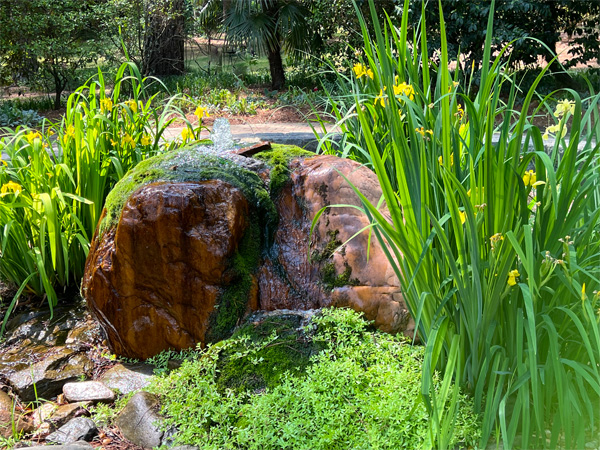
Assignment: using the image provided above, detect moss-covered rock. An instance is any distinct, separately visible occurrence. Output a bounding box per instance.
[254,145,313,199]
[99,147,277,236]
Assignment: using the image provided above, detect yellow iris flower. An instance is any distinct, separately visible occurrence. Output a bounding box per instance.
[181,128,194,142]
[1,181,22,194]
[523,170,536,187]
[100,98,113,113]
[122,134,135,146]
[375,89,386,107]
[507,269,520,286]
[195,106,210,120]
[554,99,575,118]
[393,82,414,101]
[125,99,138,113]
[415,127,433,136]
[25,131,41,144]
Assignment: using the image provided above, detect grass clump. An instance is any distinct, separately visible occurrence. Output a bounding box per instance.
[149,308,481,450]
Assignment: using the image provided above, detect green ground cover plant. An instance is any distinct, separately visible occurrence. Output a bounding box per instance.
[0,102,44,128]
[149,308,481,450]
[317,1,600,448]
[0,62,197,330]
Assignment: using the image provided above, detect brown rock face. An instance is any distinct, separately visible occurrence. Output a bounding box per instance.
[83,151,414,359]
[82,180,249,359]
[260,156,414,336]
[0,390,34,438]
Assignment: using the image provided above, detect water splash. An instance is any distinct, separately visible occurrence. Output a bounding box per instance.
[210,118,235,153]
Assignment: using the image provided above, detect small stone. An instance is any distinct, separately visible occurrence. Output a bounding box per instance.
[32,402,58,428]
[0,390,34,438]
[52,402,91,423]
[20,442,93,450]
[63,381,115,403]
[99,363,154,394]
[33,401,91,428]
[170,446,200,450]
[45,417,97,444]
[115,391,164,448]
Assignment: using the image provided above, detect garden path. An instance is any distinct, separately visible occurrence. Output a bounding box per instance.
[164,121,339,151]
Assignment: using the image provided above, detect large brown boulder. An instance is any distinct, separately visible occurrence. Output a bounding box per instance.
[83,180,251,359]
[260,156,413,335]
[82,146,413,359]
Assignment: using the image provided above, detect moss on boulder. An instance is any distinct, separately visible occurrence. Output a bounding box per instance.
[254,145,313,199]
[99,147,276,236]
[92,144,315,351]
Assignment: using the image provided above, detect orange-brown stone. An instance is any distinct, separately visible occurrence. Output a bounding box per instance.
[83,151,414,359]
[82,180,249,359]
[259,155,411,334]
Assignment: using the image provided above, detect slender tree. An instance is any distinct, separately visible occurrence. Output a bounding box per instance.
[198,0,312,90]
[0,0,108,109]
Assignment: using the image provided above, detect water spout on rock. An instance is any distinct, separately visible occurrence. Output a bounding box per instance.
[210,118,235,153]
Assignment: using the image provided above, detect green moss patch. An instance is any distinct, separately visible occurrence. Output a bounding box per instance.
[310,229,359,291]
[215,313,322,394]
[321,261,360,291]
[254,145,313,199]
[99,146,277,235]
[205,220,262,344]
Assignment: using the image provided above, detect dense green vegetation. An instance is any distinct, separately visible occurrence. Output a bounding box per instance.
[317,0,600,448]
[149,308,481,449]
[1,0,599,449]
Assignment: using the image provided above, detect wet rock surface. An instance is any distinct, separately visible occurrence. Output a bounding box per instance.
[82,146,413,358]
[45,417,97,444]
[115,391,165,448]
[20,442,94,450]
[98,362,155,394]
[32,401,91,429]
[0,300,102,403]
[6,347,94,403]
[83,180,251,359]
[62,381,115,403]
[259,155,413,337]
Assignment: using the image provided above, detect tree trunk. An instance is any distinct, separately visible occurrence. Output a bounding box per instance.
[49,67,65,110]
[267,42,285,90]
[143,0,186,76]
[223,0,232,16]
